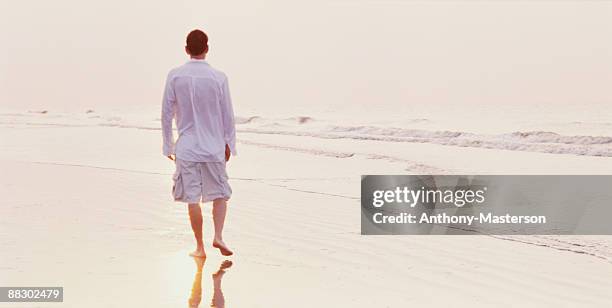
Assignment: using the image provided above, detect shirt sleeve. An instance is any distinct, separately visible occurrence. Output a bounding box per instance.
[161,73,176,156]
[220,75,237,155]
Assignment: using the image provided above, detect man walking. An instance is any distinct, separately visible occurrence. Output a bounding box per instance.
[162,29,236,257]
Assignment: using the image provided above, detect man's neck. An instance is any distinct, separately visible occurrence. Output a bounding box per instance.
[190,56,206,60]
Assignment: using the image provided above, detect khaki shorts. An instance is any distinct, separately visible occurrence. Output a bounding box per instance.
[172,159,232,203]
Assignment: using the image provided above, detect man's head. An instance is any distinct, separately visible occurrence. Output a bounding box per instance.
[185,29,208,58]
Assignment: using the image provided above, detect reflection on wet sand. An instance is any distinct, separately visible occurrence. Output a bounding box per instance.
[188,257,205,307]
[188,258,233,308]
[211,260,233,308]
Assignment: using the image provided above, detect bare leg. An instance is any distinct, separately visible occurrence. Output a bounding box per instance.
[212,198,233,256]
[211,260,233,308]
[188,257,205,307]
[188,203,206,258]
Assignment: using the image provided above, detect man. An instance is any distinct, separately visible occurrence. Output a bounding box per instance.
[161,29,236,258]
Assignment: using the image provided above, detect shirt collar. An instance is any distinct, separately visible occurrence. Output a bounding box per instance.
[188,58,209,64]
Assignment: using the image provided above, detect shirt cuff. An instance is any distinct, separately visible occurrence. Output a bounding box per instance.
[163,144,175,156]
[226,141,237,156]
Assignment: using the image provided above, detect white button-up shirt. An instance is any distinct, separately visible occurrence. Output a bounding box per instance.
[161,59,237,162]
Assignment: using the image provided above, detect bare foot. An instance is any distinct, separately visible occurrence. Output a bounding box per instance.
[189,247,206,258]
[213,260,233,278]
[193,255,206,270]
[219,260,233,270]
[212,240,233,256]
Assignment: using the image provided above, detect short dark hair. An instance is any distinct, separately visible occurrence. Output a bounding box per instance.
[186,29,208,55]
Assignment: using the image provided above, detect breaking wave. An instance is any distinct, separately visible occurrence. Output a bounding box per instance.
[2,111,610,157]
[236,118,612,157]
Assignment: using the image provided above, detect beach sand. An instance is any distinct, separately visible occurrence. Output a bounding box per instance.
[1,115,612,307]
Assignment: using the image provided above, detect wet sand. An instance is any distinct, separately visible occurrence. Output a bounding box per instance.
[1,123,612,307]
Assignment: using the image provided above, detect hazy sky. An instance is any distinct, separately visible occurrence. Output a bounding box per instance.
[1,1,610,116]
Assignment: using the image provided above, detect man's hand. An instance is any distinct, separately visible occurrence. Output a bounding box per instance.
[167,154,175,161]
[225,144,231,162]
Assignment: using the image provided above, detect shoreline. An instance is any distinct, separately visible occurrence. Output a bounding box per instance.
[1,117,612,307]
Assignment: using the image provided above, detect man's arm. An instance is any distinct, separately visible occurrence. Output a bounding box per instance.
[161,73,176,160]
[220,75,237,160]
